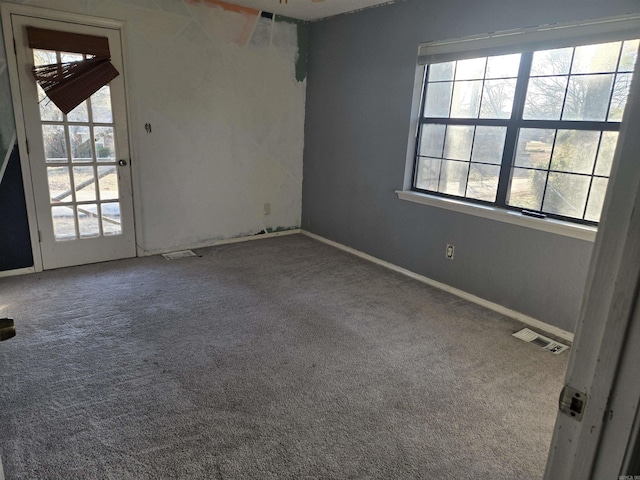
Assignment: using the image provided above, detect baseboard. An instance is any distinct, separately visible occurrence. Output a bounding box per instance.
[143,228,302,256]
[0,266,36,278]
[301,230,574,343]
[0,454,5,480]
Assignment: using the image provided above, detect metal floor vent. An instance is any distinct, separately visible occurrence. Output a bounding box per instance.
[512,328,569,354]
[162,250,198,260]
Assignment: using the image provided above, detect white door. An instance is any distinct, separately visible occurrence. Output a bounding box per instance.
[9,14,135,270]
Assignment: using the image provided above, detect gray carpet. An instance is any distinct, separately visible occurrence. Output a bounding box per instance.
[0,234,567,479]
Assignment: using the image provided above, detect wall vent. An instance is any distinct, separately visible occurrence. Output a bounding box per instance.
[512,328,569,354]
[162,250,198,260]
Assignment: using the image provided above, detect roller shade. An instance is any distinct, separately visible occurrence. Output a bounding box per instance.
[27,26,119,115]
[418,14,640,65]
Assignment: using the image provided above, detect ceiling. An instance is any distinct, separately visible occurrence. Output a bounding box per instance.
[218,0,396,21]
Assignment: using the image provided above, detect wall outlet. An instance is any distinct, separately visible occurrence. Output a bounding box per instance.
[263,203,271,215]
[446,244,455,260]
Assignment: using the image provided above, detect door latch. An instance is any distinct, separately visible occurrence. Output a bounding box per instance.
[559,385,587,421]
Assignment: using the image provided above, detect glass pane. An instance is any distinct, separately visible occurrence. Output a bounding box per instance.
[94,127,116,161]
[77,204,100,238]
[91,86,113,123]
[619,40,639,72]
[73,166,97,202]
[69,125,93,162]
[101,202,122,236]
[609,73,632,121]
[424,82,452,117]
[428,62,455,82]
[37,84,63,122]
[67,100,89,123]
[33,49,57,66]
[507,168,546,210]
[523,76,568,120]
[60,51,83,63]
[471,126,507,165]
[42,124,68,163]
[419,124,446,158]
[47,166,72,203]
[542,172,590,218]
[485,54,520,79]
[594,132,619,177]
[530,47,573,76]
[438,160,469,196]
[585,177,609,223]
[98,166,119,200]
[415,157,441,191]
[562,74,614,121]
[571,42,621,74]
[550,130,600,174]
[52,205,76,240]
[443,125,474,160]
[455,57,486,80]
[466,163,500,202]
[514,129,554,169]
[451,80,482,118]
[479,78,516,119]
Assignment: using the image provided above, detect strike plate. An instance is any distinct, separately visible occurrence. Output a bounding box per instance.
[559,385,587,421]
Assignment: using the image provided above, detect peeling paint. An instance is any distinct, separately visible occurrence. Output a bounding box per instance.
[275,15,308,82]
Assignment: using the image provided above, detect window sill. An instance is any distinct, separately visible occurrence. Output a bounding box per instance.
[395,190,597,242]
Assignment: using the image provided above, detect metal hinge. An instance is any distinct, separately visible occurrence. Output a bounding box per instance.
[13,39,17,55]
[26,139,29,154]
[37,230,41,242]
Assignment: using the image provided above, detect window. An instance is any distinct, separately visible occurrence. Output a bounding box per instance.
[413,22,639,225]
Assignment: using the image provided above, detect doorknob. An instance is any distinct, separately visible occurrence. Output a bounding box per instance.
[0,318,15,341]
[118,159,127,166]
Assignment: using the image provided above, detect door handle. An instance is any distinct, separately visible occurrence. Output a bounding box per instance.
[118,159,127,166]
[0,318,16,341]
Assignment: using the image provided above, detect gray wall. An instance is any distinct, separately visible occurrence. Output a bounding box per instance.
[302,0,640,333]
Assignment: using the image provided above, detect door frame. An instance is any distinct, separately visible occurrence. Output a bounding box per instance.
[1,2,141,272]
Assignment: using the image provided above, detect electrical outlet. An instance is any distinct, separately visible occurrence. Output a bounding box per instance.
[263,203,271,215]
[446,244,455,260]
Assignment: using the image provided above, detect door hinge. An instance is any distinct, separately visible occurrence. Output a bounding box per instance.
[37,230,41,243]
[13,39,17,55]
[26,139,29,154]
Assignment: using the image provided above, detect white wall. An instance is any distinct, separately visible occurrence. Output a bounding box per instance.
[5,0,306,254]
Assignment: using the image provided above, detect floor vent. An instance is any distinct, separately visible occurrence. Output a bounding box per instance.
[162,250,198,260]
[512,328,569,354]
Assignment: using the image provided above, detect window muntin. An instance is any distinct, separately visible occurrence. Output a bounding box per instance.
[413,39,639,224]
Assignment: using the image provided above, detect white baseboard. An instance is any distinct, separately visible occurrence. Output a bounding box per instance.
[143,229,301,256]
[301,230,574,343]
[0,266,36,278]
[0,454,4,480]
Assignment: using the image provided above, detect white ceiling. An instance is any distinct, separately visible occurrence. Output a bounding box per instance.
[219,0,396,21]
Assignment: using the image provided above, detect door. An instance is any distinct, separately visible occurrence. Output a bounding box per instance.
[9,13,135,270]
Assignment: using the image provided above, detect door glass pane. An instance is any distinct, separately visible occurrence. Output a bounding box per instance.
[98,166,119,200]
[69,125,93,162]
[47,166,72,203]
[77,204,100,238]
[94,127,116,161]
[52,205,76,240]
[67,100,89,123]
[73,166,97,202]
[42,125,68,163]
[37,84,63,122]
[91,86,113,123]
[101,202,122,236]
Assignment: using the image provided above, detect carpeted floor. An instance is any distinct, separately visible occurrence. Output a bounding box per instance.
[0,234,568,479]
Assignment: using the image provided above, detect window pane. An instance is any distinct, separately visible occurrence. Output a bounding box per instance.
[428,62,455,82]
[69,125,93,162]
[455,57,486,80]
[471,126,507,165]
[514,129,554,169]
[530,47,573,76]
[451,80,482,118]
[550,130,599,174]
[415,157,441,191]
[594,131,619,177]
[91,86,113,124]
[73,166,97,202]
[619,40,639,72]
[438,160,469,196]
[98,166,119,200]
[424,82,452,117]
[47,166,72,203]
[444,125,474,160]
[37,83,63,122]
[94,127,116,161]
[467,164,500,202]
[562,74,614,121]
[419,124,446,157]
[542,172,590,218]
[485,54,520,78]
[507,168,546,211]
[67,100,89,123]
[608,73,632,121]
[523,76,568,120]
[101,202,122,236]
[42,125,68,163]
[78,204,100,238]
[480,78,516,118]
[571,42,621,74]
[52,205,76,241]
[585,177,609,222]
[33,49,57,66]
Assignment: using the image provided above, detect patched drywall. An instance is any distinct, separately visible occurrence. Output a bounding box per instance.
[1,0,306,259]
